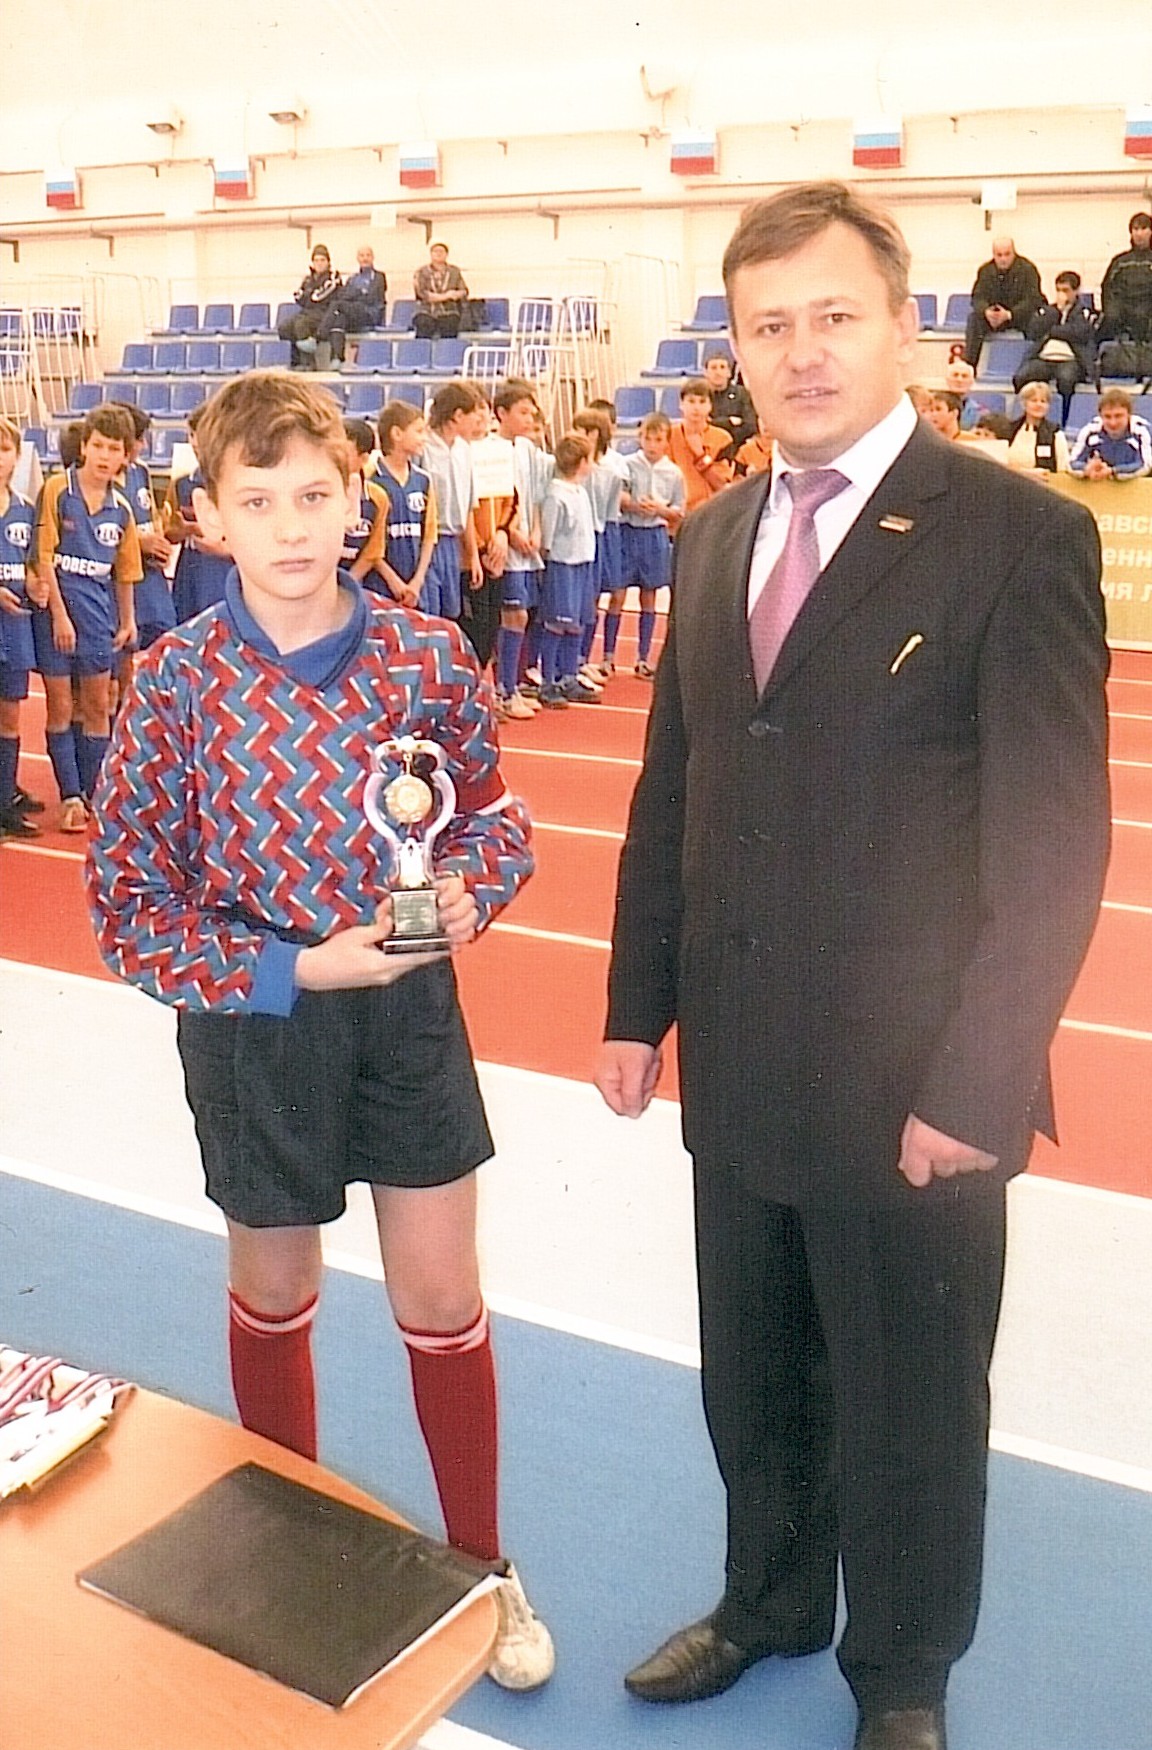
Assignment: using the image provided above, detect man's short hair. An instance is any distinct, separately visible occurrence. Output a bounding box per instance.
[312,243,331,261]
[553,433,590,476]
[429,381,480,429]
[1128,213,1152,233]
[722,180,911,318]
[587,396,615,416]
[81,404,135,449]
[0,414,20,449]
[492,379,537,416]
[640,411,672,437]
[703,349,731,368]
[1099,387,1133,413]
[430,241,449,254]
[680,378,713,402]
[194,370,348,497]
[1054,270,1082,291]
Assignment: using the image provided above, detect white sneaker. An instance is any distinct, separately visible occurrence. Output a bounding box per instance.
[487,1563,556,1691]
[523,664,543,688]
[515,688,542,713]
[579,662,604,684]
[501,691,536,721]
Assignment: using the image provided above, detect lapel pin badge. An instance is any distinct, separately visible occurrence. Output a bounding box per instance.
[878,514,915,533]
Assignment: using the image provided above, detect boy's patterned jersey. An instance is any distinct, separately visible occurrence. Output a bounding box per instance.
[373,464,437,583]
[0,490,34,593]
[87,599,533,1013]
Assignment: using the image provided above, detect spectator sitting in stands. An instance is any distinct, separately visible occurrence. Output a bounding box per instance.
[963,236,1043,367]
[1099,213,1152,345]
[1013,271,1095,426]
[1003,382,1070,473]
[703,351,756,455]
[413,243,469,342]
[944,358,980,430]
[278,244,344,368]
[1069,387,1152,479]
[926,390,964,441]
[334,246,388,357]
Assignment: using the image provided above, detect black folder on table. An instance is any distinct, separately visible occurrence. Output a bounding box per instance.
[77,1461,501,1708]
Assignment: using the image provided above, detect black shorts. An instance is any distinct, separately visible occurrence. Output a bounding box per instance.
[175,961,493,1228]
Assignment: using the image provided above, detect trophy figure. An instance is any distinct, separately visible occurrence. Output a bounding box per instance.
[363,736,456,953]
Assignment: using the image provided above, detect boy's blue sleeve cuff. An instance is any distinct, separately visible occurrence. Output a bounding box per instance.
[249,938,304,1016]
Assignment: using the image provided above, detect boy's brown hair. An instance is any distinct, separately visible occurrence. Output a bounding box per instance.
[193,370,348,497]
[109,399,151,441]
[81,403,135,450]
[0,414,21,449]
[429,381,481,430]
[1099,387,1133,414]
[640,411,672,437]
[680,377,713,403]
[493,378,538,417]
[378,400,424,448]
[723,179,911,320]
[59,422,84,469]
[572,407,610,457]
[553,433,590,477]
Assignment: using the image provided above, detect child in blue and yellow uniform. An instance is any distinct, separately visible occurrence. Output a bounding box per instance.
[163,402,232,623]
[33,402,143,831]
[0,415,42,838]
[87,369,554,1693]
[341,417,391,593]
[373,399,438,607]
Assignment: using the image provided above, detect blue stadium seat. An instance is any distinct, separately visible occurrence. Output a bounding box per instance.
[346,339,393,374]
[942,294,971,331]
[480,298,511,330]
[429,338,467,374]
[658,386,683,416]
[219,340,256,374]
[700,338,735,371]
[345,382,385,416]
[153,341,187,374]
[237,302,272,333]
[516,298,554,335]
[616,434,641,455]
[23,426,49,463]
[1063,392,1099,433]
[162,304,199,335]
[967,390,1008,419]
[381,300,418,334]
[184,341,221,375]
[614,386,656,428]
[69,382,102,412]
[150,425,189,466]
[44,424,62,460]
[109,343,153,376]
[201,303,235,333]
[170,380,208,416]
[391,339,433,373]
[682,295,728,332]
[107,381,138,404]
[0,309,23,339]
[1134,394,1152,423]
[978,337,1029,381]
[273,302,297,334]
[914,293,939,329]
[255,339,291,369]
[641,339,701,379]
[137,381,172,416]
[386,381,427,411]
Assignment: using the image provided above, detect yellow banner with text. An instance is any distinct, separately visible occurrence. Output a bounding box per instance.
[1047,474,1152,648]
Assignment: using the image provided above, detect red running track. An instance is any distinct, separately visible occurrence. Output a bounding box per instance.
[2,634,1150,1201]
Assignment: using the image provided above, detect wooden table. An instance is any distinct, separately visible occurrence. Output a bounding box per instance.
[1,1387,497,1750]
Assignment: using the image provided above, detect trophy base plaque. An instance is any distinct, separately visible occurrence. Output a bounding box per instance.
[383,887,451,955]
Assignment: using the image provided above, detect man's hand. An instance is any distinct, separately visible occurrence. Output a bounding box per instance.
[985,305,1011,329]
[594,1040,663,1118]
[1083,455,1112,481]
[898,1113,998,1188]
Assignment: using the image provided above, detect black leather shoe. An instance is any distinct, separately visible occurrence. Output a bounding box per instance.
[624,1615,761,1702]
[854,1705,947,1750]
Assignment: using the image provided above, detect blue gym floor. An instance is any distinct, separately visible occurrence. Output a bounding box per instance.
[3,1170,1149,1750]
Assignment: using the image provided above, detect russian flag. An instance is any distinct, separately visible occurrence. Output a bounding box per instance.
[852,121,903,170]
[399,143,440,189]
[213,159,254,200]
[45,169,81,211]
[670,131,717,176]
[1124,107,1152,159]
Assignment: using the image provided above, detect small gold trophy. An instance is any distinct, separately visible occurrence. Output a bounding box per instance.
[363,736,456,953]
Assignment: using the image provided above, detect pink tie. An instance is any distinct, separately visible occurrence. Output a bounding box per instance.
[749,468,849,691]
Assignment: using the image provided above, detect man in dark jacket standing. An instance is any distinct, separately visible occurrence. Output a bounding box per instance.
[1099,212,1152,344]
[963,236,1043,365]
[596,181,1109,1750]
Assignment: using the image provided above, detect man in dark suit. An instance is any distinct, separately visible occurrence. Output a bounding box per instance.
[595,182,1110,1750]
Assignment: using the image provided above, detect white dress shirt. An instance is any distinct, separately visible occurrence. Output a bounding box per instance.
[747,394,918,615]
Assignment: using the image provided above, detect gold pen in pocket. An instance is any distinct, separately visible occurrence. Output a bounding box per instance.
[889,633,924,675]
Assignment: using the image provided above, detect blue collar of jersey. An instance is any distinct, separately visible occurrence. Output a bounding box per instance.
[223,567,369,689]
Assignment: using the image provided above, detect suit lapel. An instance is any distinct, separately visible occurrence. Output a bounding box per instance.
[756,423,951,704]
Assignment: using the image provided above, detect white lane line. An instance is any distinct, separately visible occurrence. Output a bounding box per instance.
[1060,1017,1152,1043]
[989,1430,1152,1495]
[1114,817,1152,830]
[534,820,625,842]
[490,921,611,951]
[1110,711,1152,721]
[1,842,84,863]
[1102,900,1152,915]
[501,746,642,769]
[1111,757,1152,769]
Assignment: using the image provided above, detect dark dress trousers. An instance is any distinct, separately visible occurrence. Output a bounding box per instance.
[605,420,1110,1709]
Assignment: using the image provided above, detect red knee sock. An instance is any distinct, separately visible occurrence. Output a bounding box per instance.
[401,1304,500,1561]
[228,1287,319,1461]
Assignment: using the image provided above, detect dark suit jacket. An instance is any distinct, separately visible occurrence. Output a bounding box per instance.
[605,421,1110,1204]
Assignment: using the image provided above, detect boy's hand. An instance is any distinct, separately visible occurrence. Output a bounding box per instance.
[295,920,445,990]
[0,587,28,617]
[374,873,478,952]
[390,580,420,607]
[113,617,138,651]
[140,530,175,564]
[25,570,49,608]
[51,609,77,654]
